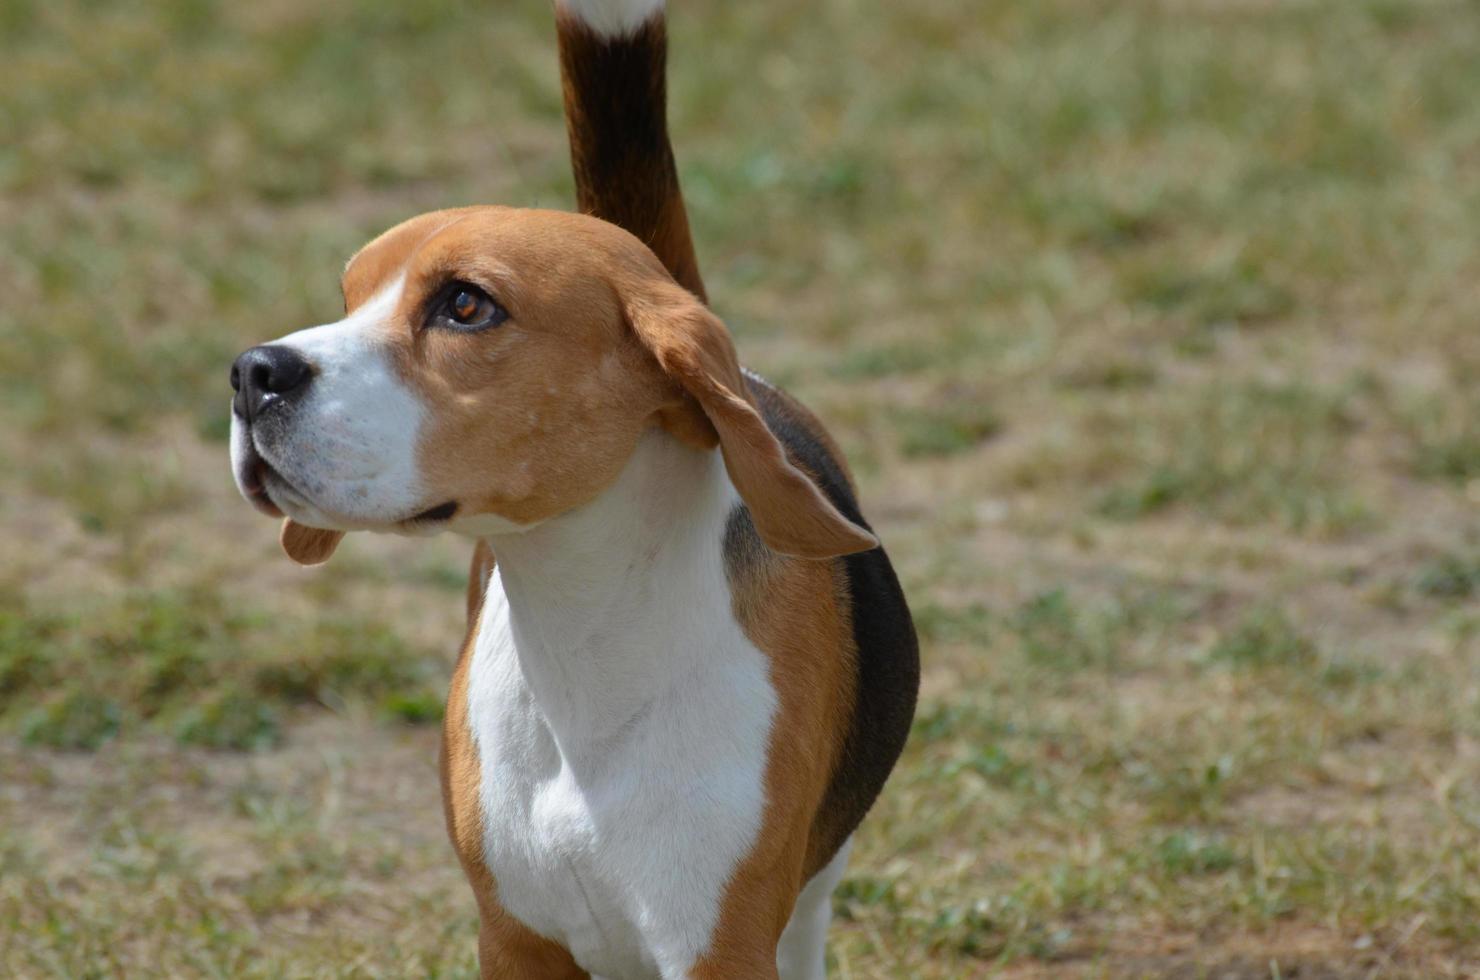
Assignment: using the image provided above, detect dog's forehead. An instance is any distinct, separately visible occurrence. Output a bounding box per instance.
[341,206,666,314]
[341,208,484,312]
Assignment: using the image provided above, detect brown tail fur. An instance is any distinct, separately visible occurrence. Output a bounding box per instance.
[555,7,707,301]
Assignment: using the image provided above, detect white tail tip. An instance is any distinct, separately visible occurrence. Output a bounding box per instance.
[558,0,665,39]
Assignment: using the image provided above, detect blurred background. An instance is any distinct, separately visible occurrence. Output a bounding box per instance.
[2,0,1478,975]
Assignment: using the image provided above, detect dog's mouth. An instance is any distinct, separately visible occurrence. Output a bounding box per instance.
[235,439,287,519]
[404,500,459,525]
[234,428,330,522]
[235,440,340,525]
[235,429,459,531]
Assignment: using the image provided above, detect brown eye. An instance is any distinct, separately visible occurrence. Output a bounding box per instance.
[433,282,507,331]
[451,289,481,322]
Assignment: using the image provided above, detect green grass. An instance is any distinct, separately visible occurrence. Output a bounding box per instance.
[4,0,1480,975]
[891,401,1003,459]
[2,590,448,750]
[1414,551,1480,601]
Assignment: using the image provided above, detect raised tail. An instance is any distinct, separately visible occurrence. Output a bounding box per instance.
[555,0,706,301]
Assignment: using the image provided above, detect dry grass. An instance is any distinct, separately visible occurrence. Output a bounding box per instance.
[3,0,1479,975]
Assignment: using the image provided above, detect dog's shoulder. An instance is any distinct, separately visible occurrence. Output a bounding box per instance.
[730,370,921,878]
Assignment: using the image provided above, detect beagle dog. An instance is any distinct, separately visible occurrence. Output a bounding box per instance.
[227,1,918,977]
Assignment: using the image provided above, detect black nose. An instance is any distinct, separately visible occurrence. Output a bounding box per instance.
[230,345,313,422]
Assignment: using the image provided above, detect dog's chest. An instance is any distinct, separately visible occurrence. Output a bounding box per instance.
[465,572,777,979]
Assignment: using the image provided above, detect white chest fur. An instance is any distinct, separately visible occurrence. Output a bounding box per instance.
[464,434,778,980]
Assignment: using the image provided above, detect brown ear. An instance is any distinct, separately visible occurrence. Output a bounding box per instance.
[280,518,344,566]
[626,282,877,559]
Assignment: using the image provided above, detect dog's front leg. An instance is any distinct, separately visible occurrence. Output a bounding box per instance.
[688,957,781,980]
[478,913,589,980]
[679,875,800,980]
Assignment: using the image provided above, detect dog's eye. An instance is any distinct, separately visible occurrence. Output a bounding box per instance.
[450,288,485,322]
[435,283,508,330]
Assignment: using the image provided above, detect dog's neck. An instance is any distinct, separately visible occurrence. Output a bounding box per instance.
[475,429,742,757]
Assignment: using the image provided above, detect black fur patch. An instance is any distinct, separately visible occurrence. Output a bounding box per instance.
[722,503,773,592]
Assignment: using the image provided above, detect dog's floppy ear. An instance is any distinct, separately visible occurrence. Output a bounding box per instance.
[625,281,877,560]
[281,518,344,565]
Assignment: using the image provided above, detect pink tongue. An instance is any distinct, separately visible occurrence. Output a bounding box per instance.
[280,519,344,565]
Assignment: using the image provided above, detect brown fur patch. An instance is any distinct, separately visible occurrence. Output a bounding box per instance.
[556,11,706,301]
[342,209,476,313]
[694,518,858,976]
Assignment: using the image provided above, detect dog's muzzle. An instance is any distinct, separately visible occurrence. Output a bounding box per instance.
[230,344,314,517]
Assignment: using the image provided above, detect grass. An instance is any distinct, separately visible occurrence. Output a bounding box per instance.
[2,589,449,750]
[3,0,1480,975]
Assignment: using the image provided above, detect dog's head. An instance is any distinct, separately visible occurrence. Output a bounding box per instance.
[229,207,875,564]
